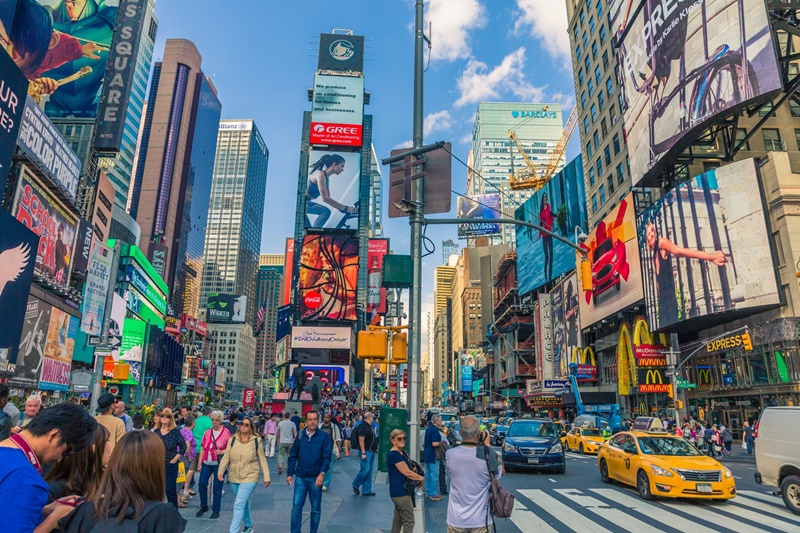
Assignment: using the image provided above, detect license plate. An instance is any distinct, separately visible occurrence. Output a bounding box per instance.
[697,483,713,493]
[528,458,539,464]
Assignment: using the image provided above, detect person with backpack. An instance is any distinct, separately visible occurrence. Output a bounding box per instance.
[196,411,232,519]
[352,411,378,496]
[387,429,425,533]
[218,417,270,533]
[721,424,734,456]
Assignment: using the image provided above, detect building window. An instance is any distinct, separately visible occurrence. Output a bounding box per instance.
[596,157,603,176]
[763,128,782,151]
[586,141,593,158]
[602,50,609,69]
[581,91,587,108]
[596,0,603,17]
[589,167,595,186]
[576,45,582,61]
[607,175,615,194]
[599,184,606,204]
[591,41,598,59]
[613,133,620,155]
[589,16,595,33]
[582,31,588,48]
[758,102,774,118]
[583,115,590,134]
[578,68,585,85]
[573,24,579,40]
[592,194,598,213]
[585,54,591,72]
[791,99,800,117]
[580,9,585,25]
[599,25,607,44]
[734,128,749,150]
[616,163,625,185]
[795,129,800,151]
[590,104,597,122]
[593,130,600,149]
[606,78,614,96]
[594,65,602,83]
[600,118,608,137]
[604,146,611,166]
[598,91,605,111]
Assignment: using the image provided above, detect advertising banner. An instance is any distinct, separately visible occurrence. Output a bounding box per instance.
[243,388,255,408]
[367,239,388,317]
[461,365,473,393]
[108,292,126,360]
[0,210,39,369]
[318,33,365,74]
[80,239,112,336]
[276,304,291,341]
[275,336,289,366]
[290,326,351,349]
[298,235,358,321]
[13,168,78,291]
[612,0,781,185]
[12,296,51,388]
[147,241,168,282]
[125,264,167,315]
[0,21,28,200]
[556,273,582,378]
[17,96,81,202]
[206,293,247,324]
[282,239,295,306]
[577,193,643,327]
[637,158,779,331]
[72,220,93,274]
[457,194,501,237]
[287,364,350,387]
[94,0,148,152]
[39,307,77,391]
[27,0,118,119]
[310,74,364,147]
[637,367,671,394]
[92,171,114,242]
[536,293,554,380]
[551,283,564,379]
[119,318,145,363]
[517,155,587,295]
[304,150,361,229]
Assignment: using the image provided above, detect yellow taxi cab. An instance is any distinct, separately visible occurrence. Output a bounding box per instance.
[553,421,568,447]
[596,418,736,501]
[565,427,606,454]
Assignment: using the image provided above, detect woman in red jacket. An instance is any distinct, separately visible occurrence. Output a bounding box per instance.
[196,411,231,519]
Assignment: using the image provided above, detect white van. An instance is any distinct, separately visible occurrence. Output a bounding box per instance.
[754,406,800,515]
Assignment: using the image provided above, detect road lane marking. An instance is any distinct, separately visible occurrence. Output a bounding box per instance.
[509,499,558,533]
[714,498,799,530]
[517,489,613,533]
[555,488,664,532]
[549,478,557,483]
[729,493,799,520]
[590,489,715,533]
[737,490,788,508]
[659,499,783,532]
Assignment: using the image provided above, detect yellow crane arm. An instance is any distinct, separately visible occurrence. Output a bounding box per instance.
[509,129,541,190]
[542,106,578,182]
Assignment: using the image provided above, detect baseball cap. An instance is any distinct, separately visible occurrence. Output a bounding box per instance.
[96,393,117,412]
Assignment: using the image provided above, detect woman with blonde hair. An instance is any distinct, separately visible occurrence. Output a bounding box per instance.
[387,429,425,533]
[197,410,231,518]
[152,408,186,507]
[218,416,270,533]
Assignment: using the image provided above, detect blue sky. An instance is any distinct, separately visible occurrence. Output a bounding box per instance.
[151,0,577,337]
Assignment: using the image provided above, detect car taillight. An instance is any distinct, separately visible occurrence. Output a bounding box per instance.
[753,422,758,438]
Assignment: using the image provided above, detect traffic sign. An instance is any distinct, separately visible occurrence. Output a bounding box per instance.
[88,336,101,346]
[676,379,696,390]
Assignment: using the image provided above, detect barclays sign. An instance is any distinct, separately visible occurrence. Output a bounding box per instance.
[512,110,558,119]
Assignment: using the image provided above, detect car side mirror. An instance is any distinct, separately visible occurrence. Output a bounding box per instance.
[561,431,567,437]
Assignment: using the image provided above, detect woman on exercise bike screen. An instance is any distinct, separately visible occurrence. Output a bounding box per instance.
[306,154,358,228]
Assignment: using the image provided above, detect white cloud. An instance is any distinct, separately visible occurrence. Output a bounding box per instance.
[514,0,570,62]
[458,133,473,145]
[454,47,546,108]
[425,0,487,62]
[393,140,413,150]
[424,110,454,136]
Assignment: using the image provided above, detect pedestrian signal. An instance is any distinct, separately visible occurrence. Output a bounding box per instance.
[358,330,388,360]
[392,332,408,364]
[580,260,592,292]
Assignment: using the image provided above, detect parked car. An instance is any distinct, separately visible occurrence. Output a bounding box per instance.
[755,407,800,515]
[502,419,565,474]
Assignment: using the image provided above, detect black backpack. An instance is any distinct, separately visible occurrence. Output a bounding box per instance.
[88,501,162,532]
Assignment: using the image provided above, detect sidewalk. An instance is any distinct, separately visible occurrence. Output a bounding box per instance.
[179,451,405,532]
[716,443,757,464]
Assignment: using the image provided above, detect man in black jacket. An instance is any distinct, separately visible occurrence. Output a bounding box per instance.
[287,411,331,533]
[289,363,307,400]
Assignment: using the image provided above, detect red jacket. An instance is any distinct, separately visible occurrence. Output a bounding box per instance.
[200,427,232,463]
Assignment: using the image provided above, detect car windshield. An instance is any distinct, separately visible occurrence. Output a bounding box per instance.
[581,429,602,436]
[637,437,703,456]
[496,425,508,431]
[508,421,557,438]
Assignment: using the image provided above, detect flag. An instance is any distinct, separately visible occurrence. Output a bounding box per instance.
[254,301,266,336]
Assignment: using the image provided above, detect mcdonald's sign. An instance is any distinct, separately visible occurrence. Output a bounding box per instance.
[698,369,711,384]
[637,368,671,393]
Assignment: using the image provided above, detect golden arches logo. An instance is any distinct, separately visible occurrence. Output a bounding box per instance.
[570,347,581,365]
[644,369,663,385]
[617,323,636,395]
[698,369,711,384]
[633,317,668,348]
[581,347,596,366]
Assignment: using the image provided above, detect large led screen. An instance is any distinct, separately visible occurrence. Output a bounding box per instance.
[612,0,781,185]
[577,193,644,327]
[637,158,779,330]
[304,150,361,230]
[457,194,501,237]
[517,155,587,296]
[298,235,359,321]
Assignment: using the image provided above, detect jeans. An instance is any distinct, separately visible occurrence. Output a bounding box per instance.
[746,439,754,455]
[199,463,224,513]
[352,450,375,494]
[323,451,336,488]
[278,442,293,467]
[291,476,322,533]
[306,201,331,228]
[391,495,415,533]
[229,482,257,533]
[425,460,439,497]
[265,434,276,456]
[438,458,448,494]
[165,462,178,507]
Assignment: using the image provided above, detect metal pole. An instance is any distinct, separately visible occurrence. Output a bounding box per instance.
[89,241,121,414]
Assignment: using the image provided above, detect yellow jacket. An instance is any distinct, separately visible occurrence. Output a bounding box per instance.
[218,434,270,484]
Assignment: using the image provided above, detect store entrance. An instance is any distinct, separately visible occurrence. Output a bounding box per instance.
[723,410,742,440]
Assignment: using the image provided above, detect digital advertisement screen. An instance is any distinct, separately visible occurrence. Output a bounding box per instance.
[367,239,388,317]
[304,150,361,230]
[637,158,779,331]
[457,194,501,237]
[298,235,359,321]
[288,364,350,388]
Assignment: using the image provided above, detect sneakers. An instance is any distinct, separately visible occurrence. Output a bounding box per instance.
[363,492,376,496]
[322,486,328,491]
[243,527,253,533]
[209,512,220,519]
[195,507,208,517]
[352,486,360,495]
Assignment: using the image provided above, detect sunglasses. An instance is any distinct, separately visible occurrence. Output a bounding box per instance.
[240,423,251,427]
[395,437,406,442]
[160,415,171,418]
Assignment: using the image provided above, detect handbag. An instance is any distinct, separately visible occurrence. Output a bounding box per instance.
[714,445,722,453]
[482,446,514,519]
[176,461,187,484]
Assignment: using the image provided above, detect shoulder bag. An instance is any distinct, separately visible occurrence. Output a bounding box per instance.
[482,446,514,519]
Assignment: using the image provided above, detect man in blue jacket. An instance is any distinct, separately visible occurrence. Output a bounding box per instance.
[287,410,331,533]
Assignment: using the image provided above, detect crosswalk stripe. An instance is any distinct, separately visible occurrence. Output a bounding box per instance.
[509,498,559,533]
[555,488,664,532]
[724,496,800,528]
[517,489,613,533]
[565,452,589,460]
[659,499,785,532]
[589,488,716,533]
[738,489,789,509]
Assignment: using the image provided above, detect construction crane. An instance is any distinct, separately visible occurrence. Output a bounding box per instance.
[509,105,579,191]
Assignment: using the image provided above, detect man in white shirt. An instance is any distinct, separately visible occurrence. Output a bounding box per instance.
[446,416,503,533]
[277,411,298,475]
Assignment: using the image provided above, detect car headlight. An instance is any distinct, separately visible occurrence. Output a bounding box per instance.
[503,442,517,453]
[650,465,674,477]
[724,467,733,479]
[549,443,562,454]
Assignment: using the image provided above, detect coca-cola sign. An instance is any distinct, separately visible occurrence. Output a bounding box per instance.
[304,291,322,309]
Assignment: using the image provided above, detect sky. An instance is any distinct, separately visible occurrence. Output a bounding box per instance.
[151,0,578,349]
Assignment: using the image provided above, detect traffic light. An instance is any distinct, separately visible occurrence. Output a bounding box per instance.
[391,332,408,364]
[580,260,592,291]
[668,383,675,399]
[357,330,388,360]
[675,399,684,410]
[741,332,753,351]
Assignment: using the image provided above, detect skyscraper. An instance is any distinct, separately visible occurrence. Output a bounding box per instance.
[442,239,459,264]
[200,120,269,325]
[254,263,284,382]
[368,145,383,238]
[130,39,222,317]
[469,102,565,245]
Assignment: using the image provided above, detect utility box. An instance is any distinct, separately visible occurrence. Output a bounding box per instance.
[377,406,408,472]
[383,255,412,288]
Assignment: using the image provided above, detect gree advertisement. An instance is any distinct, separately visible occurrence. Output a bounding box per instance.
[367,239,388,318]
[577,193,643,327]
[39,307,77,391]
[612,0,781,185]
[318,33,365,74]
[310,74,364,147]
[637,158,779,331]
[516,156,587,296]
[304,150,361,229]
[206,293,247,324]
[298,235,358,321]
[457,194,501,237]
[13,168,78,292]
[80,239,112,336]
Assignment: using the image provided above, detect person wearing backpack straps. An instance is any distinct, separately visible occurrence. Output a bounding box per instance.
[58,430,187,532]
[218,417,270,533]
[387,429,425,533]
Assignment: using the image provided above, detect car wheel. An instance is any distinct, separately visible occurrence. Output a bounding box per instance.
[599,459,611,484]
[637,470,654,501]
[780,475,800,516]
[554,463,566,475]
[579,443,585,454]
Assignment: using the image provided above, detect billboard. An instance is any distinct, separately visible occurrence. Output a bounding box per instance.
[637,158,779,331]
[577,193,644,327]
[243,388,255,408]
[282,239,294,306]
[298,235,359,321]
[318,33,365,74]
[12,296,51,388]
[72,219,93,273]
[367,239,388,318]
[0,210,39,368]
[457,194,501,237]
[206,293,247,324]
[612,0,781,185]
[17,96,81,202]
[288,363,350,388]
[552,273,582,379]
[80,239,112,335]
[516,155,587,296]
[39,307,77,391]
[290,326,352,349]
[94,0,149,152]
[26,0,118,119]
[551,282,564,379]
[276,304,291,341]
[304,150,361,229]
[13,168,78,292]
[107,292,126,359]
[0,38,28,199]
[310,74,365,147]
